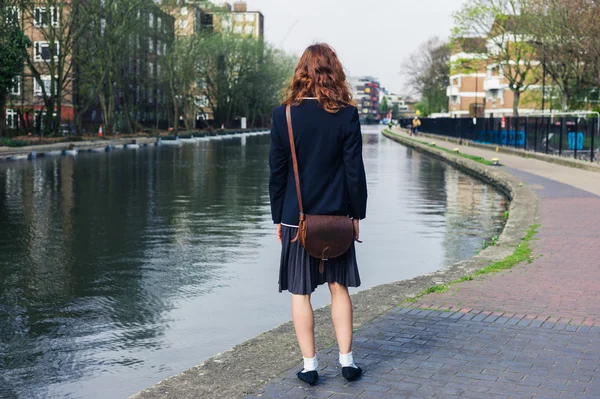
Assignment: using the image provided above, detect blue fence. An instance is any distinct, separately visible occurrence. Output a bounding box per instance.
[413,116,599,162]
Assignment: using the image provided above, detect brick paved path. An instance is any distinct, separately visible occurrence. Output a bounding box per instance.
[245,135,600,399]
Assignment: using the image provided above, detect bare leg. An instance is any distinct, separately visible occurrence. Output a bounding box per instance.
[328,282,353,354]
[292,294,315,358]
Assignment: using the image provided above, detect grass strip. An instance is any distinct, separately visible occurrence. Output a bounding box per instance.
[404,224,540,304]
[383,129,499,166]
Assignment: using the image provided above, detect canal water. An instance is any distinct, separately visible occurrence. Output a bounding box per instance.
[0,126,507,398]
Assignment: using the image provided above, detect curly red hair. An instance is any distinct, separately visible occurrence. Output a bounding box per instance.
[283,43,355,113]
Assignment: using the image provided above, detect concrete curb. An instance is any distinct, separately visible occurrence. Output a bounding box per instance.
[129,129,539,399]
[0,137,159,161]
[416,130,600,173]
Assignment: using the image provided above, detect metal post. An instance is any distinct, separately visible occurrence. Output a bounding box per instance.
[592,118,596,163]
[513,117,518,148]
[475,75,478,117]
[574,118,578,159]
[534,117,539,152]
[546,117,550,154]
[559,116,564,156]
[541,56,546,113]
[524,117,528,150]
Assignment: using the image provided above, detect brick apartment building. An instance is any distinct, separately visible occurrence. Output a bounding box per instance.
[447,30,542,118]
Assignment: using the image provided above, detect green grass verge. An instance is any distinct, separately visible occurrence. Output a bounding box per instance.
[383,129,500,166]
[402,224,540,305]
[0,137,29,148]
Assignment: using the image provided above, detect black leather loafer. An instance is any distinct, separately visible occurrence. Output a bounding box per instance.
[342,366,362,381]
[297,370,318,385]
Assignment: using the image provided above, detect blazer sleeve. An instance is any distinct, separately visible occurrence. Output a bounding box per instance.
[343,107,368,220]
[269,109,288,224]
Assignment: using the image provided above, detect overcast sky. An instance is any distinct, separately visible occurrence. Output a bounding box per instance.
[241,0,467,96]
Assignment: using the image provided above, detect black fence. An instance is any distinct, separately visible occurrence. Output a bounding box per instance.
[413,116,599,162]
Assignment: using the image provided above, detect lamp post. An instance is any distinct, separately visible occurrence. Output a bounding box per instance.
[533,40,546,113]
[465,65,480,120]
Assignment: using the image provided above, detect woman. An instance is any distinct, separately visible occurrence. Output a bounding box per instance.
[269,43,368,386]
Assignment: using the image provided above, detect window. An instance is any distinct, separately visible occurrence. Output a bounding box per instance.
[157,16,162,29]
[180,7,188,16]
[34,41,59,61]
[179,19,188,29]
[245,13,255,22]
[6,109,18,129]
[244,25,253,35]
[100,18,106,36]
[234,25,242,34]
[148,38,154,52]
[149,13,153,28]
[34,76,55,96]
[6,6,19,24]
[157,40,162,55]
[235,14,244,22]
[196,79,207,90]
[10,76,20,95]
[34,7,59,28]
[157,89,161,104]
[196,95,209,107]
[157,64,162,76]
[451,95,460,105]
[163,42,166,55]
[148,88,153,104]
[149,62,154,75]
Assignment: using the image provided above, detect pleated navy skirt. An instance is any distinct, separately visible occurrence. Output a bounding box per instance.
[278,226,361,295]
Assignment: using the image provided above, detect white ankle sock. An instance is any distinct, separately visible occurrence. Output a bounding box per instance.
[302,356,318,373]
[339,351,358,368]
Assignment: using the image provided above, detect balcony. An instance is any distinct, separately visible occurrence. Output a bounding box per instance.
[446,86,459,96]
[484,76,502,91]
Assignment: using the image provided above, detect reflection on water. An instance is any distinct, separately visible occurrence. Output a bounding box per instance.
[0,127,506,398]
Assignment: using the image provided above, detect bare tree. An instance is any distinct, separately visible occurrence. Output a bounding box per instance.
[401,37,450,116]
[19,0,87,135]
[527,0,595,111]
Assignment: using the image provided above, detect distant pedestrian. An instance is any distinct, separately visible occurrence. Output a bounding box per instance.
[269,43,368,386]
[412,115,421,136]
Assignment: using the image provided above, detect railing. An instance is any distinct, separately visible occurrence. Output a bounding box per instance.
[413,115,599,162]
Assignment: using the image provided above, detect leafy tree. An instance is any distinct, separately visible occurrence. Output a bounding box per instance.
[0,12,29,135]
[162,35,200,132]
[401,37,450,116]
[195,33,294,128]
[391,102,400,119]
[379,96,389,113]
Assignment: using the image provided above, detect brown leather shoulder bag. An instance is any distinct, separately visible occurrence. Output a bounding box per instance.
[285,104,357,273]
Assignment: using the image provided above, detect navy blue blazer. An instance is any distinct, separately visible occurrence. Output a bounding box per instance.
[269,100,368,226]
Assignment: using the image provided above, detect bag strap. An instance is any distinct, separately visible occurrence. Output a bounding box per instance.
[286,104,304,217]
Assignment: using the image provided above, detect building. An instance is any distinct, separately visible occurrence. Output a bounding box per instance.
[163,3,205,37]
[349,76,381,123]
[447,37,488,118]
[447,20,543,118]
[196,1,264,38]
